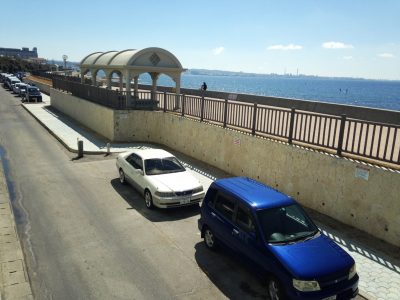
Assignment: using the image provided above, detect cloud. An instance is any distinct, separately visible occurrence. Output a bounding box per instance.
[322,41,354,49]
[267,44,303,51]
[343,56,353,60]
[378,53,395,58]
[213,46,224,55]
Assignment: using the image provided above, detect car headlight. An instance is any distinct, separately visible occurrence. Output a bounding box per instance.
[348,264,357,280]
[192,186,204,194]
[154,191,176,197]
[293,279,321,292]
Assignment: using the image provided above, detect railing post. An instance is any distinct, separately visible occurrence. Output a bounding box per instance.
[337,114,347,156]
[181,94,185,117]
[251,102,257,135]
[288,108,296,144]
[163,91,167,112]
[200,95,205,122]
[223,99,228,127]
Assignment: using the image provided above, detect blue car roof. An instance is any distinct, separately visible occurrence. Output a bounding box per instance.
[212,177,295,210]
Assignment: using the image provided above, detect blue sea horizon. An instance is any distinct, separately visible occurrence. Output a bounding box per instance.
[138,73,400,112]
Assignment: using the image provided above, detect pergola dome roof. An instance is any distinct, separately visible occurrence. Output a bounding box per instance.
[94,51,120,66]
[80,52,103,65]
[80,47,183,70]
[79,47,185,98]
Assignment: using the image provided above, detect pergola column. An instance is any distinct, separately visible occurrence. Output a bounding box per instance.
[173,74,181,109]
[105,70,112,90]
[133,76,139,99]
[90,69,97,86]
[119,74,123,92]
[150,72,159,101]
[125,70,132,106]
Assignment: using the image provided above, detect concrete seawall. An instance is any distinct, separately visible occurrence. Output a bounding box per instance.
[50,88,400,247]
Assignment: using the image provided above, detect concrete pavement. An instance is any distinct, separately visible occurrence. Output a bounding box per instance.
[1,91,399,299]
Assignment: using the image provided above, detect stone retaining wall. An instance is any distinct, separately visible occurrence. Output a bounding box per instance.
[50,89,400,247]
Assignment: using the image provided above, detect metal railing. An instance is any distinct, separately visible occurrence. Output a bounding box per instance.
[159,91,399,166]
[53,78,125,109]
[52,78,400,166]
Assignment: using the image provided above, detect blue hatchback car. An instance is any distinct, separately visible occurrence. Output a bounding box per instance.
[198,177,358,300]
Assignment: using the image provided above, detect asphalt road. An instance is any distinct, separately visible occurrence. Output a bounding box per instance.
[0,87,269,299]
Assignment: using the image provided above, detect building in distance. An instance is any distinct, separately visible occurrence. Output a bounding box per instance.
[0,47,38,59]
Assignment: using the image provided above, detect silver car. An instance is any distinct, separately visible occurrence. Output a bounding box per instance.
[12,82,28,95]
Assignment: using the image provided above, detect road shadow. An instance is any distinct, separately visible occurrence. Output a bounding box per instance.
[110,178,200,222]
[194,242,268,299]
[307,208,400,276]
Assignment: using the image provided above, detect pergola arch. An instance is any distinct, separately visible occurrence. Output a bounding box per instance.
[107,69,123,91]
[80,47,186,102]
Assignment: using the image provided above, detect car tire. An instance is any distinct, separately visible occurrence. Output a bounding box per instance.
[268,277,286,300]
[144,189,154,209]
[119,169,126,185]
[203,226,217,250]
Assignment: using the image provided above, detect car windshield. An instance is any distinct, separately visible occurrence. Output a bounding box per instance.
[28,88,39,93]
[257,204,319,244]
[144,157,185,175]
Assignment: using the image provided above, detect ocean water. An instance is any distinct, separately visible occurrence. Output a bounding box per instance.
[139,73,400,111]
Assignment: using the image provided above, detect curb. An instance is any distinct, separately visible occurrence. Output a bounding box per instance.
[0,157,33,299]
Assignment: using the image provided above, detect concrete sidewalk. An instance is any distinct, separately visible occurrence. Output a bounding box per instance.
[21,94,146,154]
[14,94,400,299]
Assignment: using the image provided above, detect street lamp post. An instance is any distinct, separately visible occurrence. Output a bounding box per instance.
[62,54,68,70]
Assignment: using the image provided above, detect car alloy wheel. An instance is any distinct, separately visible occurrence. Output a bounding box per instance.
[144,190,154,209]
[119,169,126,184]
[204,227,217,250]
[268,278,284,300]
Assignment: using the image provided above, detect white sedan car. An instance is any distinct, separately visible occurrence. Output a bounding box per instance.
[116,148,205,209]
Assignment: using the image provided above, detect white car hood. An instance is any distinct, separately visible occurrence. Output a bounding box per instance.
[148,171,200,192]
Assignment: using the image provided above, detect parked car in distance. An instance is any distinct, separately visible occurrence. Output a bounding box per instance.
[116,148,205,209]
[5,77,20,90]
[198,177,358,300]
[19,84,29,98]
[0,73,13,83]
[12,82,28,95]
[23,86,42,102]
[1,74,13,86]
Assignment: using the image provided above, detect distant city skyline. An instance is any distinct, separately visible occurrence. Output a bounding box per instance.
[0,0,399,80]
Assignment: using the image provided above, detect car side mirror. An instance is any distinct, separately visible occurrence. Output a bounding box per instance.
[139,169,144,176]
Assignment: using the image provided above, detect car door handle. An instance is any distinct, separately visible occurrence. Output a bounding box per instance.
[232,229,239,235]
[211,212,216,217]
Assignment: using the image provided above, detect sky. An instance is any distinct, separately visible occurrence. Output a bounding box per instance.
[1,0,399,80]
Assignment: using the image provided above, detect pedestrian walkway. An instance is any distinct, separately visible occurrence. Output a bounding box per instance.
[19,94,400,300]
[22,94,147,154]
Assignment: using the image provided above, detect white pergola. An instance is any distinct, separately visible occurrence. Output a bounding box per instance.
[79,47,186,101]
